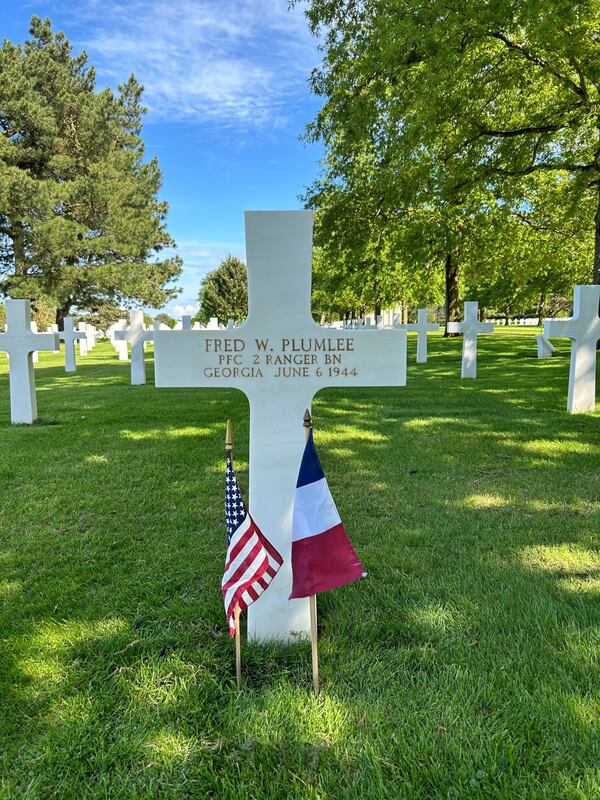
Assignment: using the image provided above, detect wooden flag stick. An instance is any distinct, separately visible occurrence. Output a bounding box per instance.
[304,408,320,693]
[234,603,241,689]
[226,419,241,688]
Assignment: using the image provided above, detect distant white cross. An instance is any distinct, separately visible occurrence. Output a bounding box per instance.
[77,322,88,357]
[60,317,87,373]
[544,285,600,413]
[84,323,96,351]
[406,308,439,363]
[447,301,494,378]
[114,310,154,385]
[47,323,60,352]
[0,299,59,423]
[154,211,407,643]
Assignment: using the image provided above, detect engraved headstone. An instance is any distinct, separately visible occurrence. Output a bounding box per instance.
[544,285,600,413]
[154,211,407,642]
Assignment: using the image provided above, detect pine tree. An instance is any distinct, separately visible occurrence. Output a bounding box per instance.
[0,17,182,324]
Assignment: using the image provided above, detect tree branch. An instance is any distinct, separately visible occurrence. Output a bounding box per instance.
[487,32,586,98]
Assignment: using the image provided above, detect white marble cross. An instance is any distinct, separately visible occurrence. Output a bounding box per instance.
[47,323,60,352]
[447,301,494,379]
[84,323,96,351]
[60,317,87,373]
[154,211,407,643]
[544,285,600,413]
[406,308,440,363]
[30,321,40,363]
[0,299,60,423]
[114,310,154,385]
[77,322,88,356]
[112,319,129,360]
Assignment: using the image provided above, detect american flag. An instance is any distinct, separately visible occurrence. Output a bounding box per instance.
[222,452,283,636]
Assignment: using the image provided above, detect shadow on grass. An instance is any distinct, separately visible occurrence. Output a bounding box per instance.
[0,338,599,798]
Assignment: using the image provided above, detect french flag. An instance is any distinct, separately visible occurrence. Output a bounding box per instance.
[289,428,365,599]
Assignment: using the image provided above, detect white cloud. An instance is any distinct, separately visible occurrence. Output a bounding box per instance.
[149,239,245,316]
[172,302,199,317]
[71,0,318,127]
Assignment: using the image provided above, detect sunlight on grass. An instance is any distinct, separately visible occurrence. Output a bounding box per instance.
[519,544,600,575]
[85,454,109,464]
[324,427,387,443]
[119,426,213,441]
[407,601,464,633]
[143,730,197,766]
[519,440,600,457]
[19,618,129,685]
[404,416,464,429]
[0,580,22,596]
[463,493,509,510]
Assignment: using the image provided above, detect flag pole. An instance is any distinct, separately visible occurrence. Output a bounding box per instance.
[303,408,320,694]
[226,419,242,689]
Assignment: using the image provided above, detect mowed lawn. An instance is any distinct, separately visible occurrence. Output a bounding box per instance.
[0,331,599,799]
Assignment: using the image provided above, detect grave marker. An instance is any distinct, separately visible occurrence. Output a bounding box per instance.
[154,211,407,642]
[0,299,59,423]
[60,317,87,373]
[544,285,600,412]
[114,310,153,385]
[77,322,88,356]
[447,301,494,378]
[406,308,439,363]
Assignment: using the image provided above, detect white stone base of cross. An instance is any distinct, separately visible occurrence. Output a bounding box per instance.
[154,211,407,643]
[114,310,154,384]
[406,308,440,363]
[447,301,494,378]
[544,285,600,413]
[0,299,60,423]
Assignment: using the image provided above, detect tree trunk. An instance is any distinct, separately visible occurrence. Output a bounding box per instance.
[536,293,546,325]
[56,302,72,330]
[444,247,460,336]
[11,223,27,276]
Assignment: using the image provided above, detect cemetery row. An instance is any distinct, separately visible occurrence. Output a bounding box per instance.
[0,212,599,641]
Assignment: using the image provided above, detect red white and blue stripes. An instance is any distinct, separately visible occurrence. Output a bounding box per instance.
[222,454,283,635]
[289,429,365,599]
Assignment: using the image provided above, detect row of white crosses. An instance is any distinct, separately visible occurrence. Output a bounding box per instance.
[0,302,101,422]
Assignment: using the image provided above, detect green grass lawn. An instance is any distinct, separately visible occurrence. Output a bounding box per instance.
[1,334,599,799]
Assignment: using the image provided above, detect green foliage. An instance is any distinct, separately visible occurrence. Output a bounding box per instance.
[197,255,247,324]
[154,312,176,329]
[299,0,600,318]
[1,339,599,797]
[0,17,182,322]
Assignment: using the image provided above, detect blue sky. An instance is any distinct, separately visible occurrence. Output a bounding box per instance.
[4,0,323,317]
